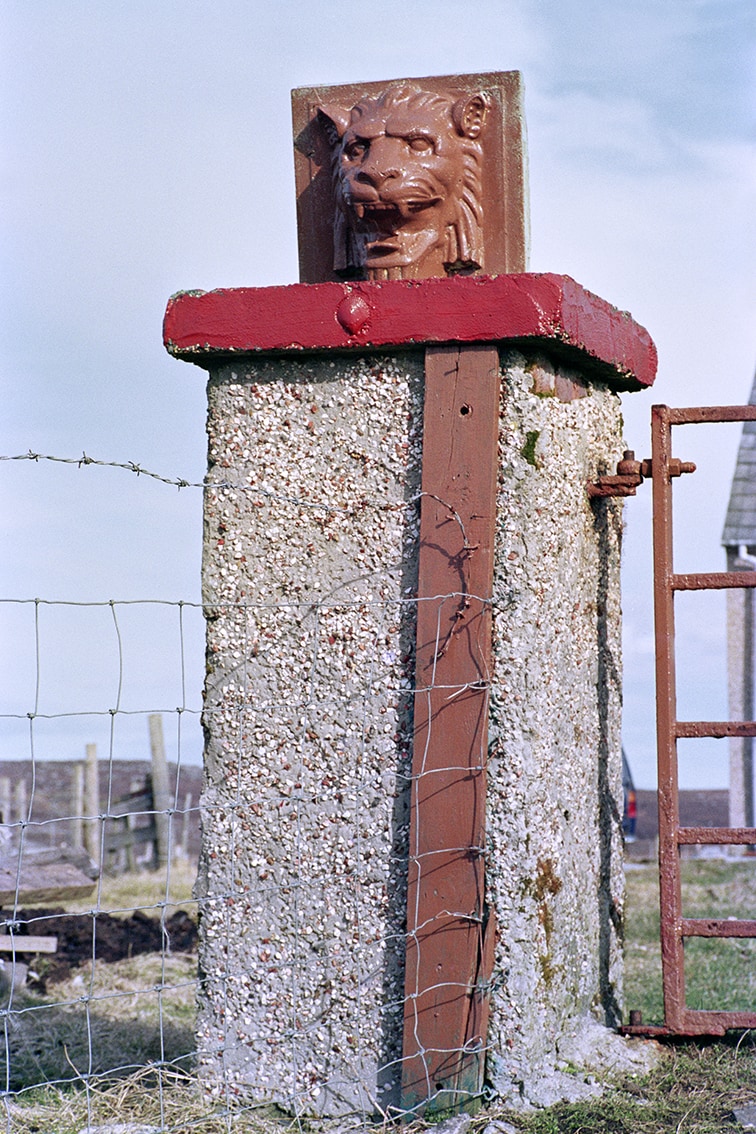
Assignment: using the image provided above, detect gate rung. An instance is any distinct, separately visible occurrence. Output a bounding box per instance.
[676,721,756,738]
[672,571,756,591]
[668,405,756,425]
[681,918,756,938]
[680,1009,756,1035]
[678,827,756,845]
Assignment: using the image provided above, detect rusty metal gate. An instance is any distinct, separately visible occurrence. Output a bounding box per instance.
[603,404,756,1037]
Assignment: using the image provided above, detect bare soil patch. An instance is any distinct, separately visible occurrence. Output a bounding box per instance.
[11,905,197,989]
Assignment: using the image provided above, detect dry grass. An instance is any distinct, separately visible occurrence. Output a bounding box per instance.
[3,861,201,1127]
[9,1038,756,1134]
[3,953,197,1093]
[505,1035,756,1133]
[5,1069,291,1134]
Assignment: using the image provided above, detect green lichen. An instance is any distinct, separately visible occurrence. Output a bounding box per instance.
[521,429,540,467]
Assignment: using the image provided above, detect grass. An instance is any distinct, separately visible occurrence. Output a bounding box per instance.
[503,1036,756,1132]
[64,855,198,918]
[5,858,756,1132]
[4,1070,290,1134]
[8,1039,756,1134]
[3,954,196,1092]
[624,858,756,1022]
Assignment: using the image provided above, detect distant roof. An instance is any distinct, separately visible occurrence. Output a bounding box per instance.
[722,371,756,547]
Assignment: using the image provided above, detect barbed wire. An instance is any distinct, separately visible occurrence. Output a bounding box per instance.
[0,451,200,490]
[0,452,475,544]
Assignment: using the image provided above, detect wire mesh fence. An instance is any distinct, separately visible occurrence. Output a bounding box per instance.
[0,587,208,1128]
[3,457,229,1130]
[0,451,440,1131]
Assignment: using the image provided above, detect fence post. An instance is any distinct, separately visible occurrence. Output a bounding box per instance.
[401,345,499,1114]
[71,761,84,851]
[164,71,657,1118]
[83,742,100,866]
[13,779,27,827]
[180,791,192,859]
[148,714,171,869]
[166,277,655,1116]
[0,776,11,827]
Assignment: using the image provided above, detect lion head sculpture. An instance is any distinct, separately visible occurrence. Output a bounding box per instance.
[317,83,489,281]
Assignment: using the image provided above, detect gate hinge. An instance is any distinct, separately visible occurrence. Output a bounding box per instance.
[587,450,695,499]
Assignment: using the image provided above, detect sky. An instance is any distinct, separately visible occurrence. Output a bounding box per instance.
[1,0,754,788]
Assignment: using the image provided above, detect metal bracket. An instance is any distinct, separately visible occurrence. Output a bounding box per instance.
[587,449,695,498]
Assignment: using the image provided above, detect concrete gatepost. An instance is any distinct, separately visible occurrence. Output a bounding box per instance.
[164,274,656,1117]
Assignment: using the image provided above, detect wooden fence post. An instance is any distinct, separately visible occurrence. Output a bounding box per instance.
[401,345,499,1116]
[13,779,28,826]
[148,714,171,868]
[0,776,11,827]
[181,791,192,859]
[71,761,84,850]
[83,743,100,866]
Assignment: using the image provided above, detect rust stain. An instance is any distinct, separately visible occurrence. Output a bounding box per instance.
[521,859,562,989]
[531,857,563,902]
[529,362,588,403]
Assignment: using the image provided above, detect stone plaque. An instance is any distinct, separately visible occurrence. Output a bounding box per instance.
[292,71,529,283]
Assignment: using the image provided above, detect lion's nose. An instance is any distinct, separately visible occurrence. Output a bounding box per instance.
[354,164,400,189]
[353,138,403,189]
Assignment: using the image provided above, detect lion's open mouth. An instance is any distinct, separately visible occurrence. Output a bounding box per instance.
[353,196,442,224]
[365,239,402,257]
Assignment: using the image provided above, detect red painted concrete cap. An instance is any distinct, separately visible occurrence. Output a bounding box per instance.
[163,273,656,391]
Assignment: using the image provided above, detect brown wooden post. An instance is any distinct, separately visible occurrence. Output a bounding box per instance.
[13,779,27,827]
[181,791,192,859]
[401,344,499,1116]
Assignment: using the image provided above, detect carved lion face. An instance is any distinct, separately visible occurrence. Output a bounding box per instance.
[319,84,489,281]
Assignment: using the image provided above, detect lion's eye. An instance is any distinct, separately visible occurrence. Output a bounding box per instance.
[344,141,368,161]
[407,136,433,153]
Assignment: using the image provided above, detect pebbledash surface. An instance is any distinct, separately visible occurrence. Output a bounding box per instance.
[178,335,644,1116]
[198,353,423,1115]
